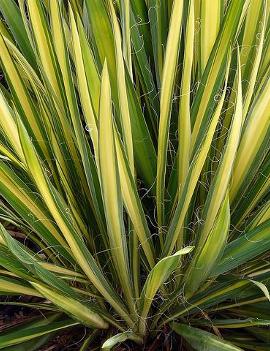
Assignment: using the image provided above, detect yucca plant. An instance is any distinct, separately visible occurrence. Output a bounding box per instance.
[0,0,269,349]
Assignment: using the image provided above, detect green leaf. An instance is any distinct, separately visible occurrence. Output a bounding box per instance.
[69,6,99,159]
[114,131,155,269]
[139,246,193,334]
[32,282,108,329]
[0,276,40,297]
[109,0,134,170]
[102,332,142,350]
[16,118,133,327]
[249,280,270,301]
[98,62,135,316]
[84,0,116,76]
[156,0,184,226]
[148,0,169,84]
[184,194,230,297]
[163,58,230,257]
[200,0,221,73]
[0,224,108,329]
[197,48,242,245]
[171,323,244,351]
[213,219,270,276]
[0,0,36,65]
[0,0,270,344]
[177,0,194,195]
[119,0,133,78]
[0,316,77,350]
[1,333,53,351]
[191,0,247,145]
[194,317,270,328]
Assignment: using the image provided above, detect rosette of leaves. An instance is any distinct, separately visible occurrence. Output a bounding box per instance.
[0,0,269,350]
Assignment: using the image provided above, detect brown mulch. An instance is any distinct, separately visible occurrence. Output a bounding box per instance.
[38,328,88,351]
[0,296,41,332]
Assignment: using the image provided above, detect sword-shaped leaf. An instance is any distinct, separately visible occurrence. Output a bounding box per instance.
[102,332,142,350]
[171,323,243,351]
[163,59,230,256]
[184,194,230,297]
[98,62,135,316]
[156,0,184,226]
[138,246,193,334]
[0,316,78,350]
